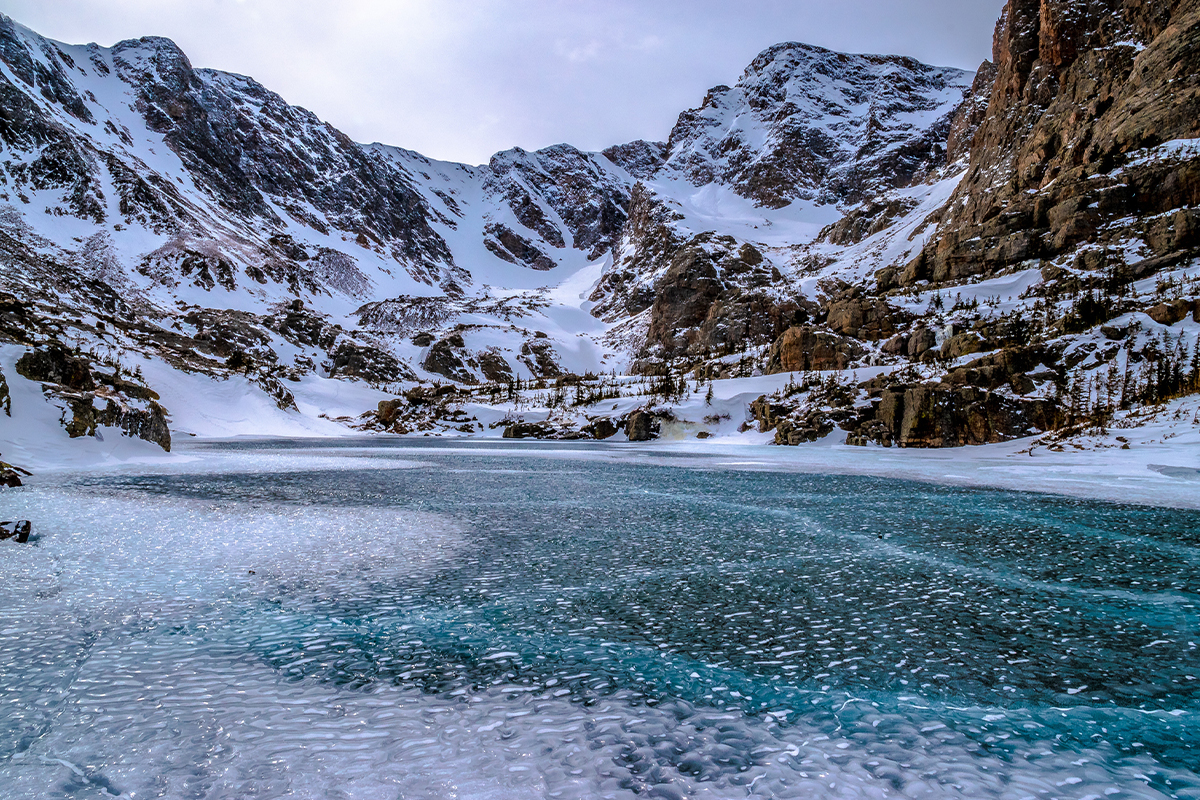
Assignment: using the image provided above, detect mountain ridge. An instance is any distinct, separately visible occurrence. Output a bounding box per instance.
[0,0,1197,476]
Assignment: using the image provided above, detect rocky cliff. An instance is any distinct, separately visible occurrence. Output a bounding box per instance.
[899,0,1200,288]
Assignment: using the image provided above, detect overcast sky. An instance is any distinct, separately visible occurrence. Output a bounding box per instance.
[1,0,1006,165]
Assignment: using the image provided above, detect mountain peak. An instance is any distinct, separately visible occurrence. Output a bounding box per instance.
[660,41,974,208]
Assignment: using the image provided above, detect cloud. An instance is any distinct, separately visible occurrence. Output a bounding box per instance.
[555,39,603,64]
[0,0,1007,164]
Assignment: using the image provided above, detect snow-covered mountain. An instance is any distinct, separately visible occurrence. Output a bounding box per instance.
[656,43,973,207]
[0,15,973,403]
[1,0,1198,473]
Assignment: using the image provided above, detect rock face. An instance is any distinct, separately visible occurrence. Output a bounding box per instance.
[903,0,1200,287]
[0,18,460,293]
[67,398,172,451]
[596,205,808,365]
[766,327,865,374]
[138,54,449,259]
[485,145,632,261]
[589,45,981,363]
[602,140,668,180]
[330,341,412,384]
[825,293,902,342]
[645,245,724,353]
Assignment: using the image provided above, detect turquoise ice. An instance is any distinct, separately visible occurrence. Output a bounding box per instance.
[1,440,1198,799]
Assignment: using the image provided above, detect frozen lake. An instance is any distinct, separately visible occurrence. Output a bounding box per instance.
[1,439,1199,799]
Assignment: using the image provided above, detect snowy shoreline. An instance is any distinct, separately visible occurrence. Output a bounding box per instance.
[12,421,1199,513]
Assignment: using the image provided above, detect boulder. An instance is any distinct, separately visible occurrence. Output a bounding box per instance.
[404,384,458,405]
[906,327,938,358]
[941,332,986,360]
[0,520,31,543]
[582,417,619,440]
[1147,299,1196,326]
[1100,323,1130,340]
[625,410,660,442]
[377,399,406,426]
[503,421,554,439]
[881,333,908,356]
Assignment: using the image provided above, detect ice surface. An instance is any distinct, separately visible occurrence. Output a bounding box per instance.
[2,441,1198,799]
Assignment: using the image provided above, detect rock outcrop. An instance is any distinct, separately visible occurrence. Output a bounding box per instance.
[0,520,32,543]
[855,384,1061,448]
[14,343,172,451]
[485,145,631,261]
[766,327,865,374]
[0,458,28,487]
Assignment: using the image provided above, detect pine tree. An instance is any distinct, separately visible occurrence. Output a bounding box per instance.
[1189,337,1200,392]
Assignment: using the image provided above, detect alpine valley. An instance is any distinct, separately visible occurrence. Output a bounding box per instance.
[2,0,1200,481]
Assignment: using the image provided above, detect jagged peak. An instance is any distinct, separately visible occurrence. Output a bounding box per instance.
[741,40,961,84]
[111,35,195,90]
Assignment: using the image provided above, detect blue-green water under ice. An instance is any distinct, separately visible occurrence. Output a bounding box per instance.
[1,439,1198,799]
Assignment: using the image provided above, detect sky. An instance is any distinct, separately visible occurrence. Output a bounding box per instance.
[0,0,1006,166]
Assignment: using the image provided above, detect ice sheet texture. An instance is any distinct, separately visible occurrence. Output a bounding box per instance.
[1,440,1198,799]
